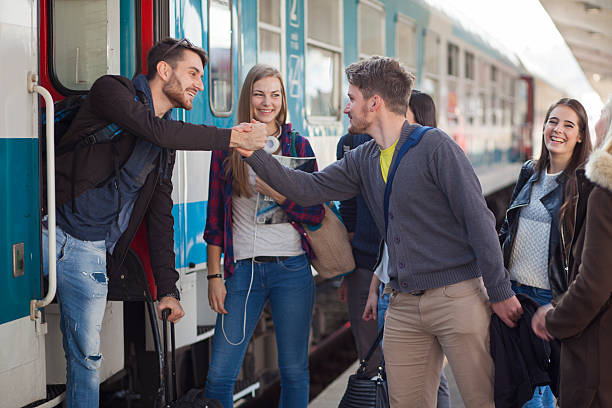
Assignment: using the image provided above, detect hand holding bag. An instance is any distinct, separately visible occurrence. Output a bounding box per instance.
[339,328,389,408]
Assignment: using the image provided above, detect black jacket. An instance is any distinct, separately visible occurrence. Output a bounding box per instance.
[56,75,231,300]
[490,294,560,407]
[499,160,569,299]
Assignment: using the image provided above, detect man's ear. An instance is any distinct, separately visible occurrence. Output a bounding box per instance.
[156,60,172,82]
[370,95,383,112]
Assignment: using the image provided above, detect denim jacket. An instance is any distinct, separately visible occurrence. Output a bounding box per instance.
[499,160,569,299]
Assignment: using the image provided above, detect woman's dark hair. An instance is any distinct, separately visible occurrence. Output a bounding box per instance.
[409,90,437,127]
[535,98,592,255]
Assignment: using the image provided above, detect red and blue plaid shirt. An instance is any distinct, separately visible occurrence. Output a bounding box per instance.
[204,123,325,278]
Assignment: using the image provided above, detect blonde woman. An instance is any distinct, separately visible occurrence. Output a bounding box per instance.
[203,64,324,408]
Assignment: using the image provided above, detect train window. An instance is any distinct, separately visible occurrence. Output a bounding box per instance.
[424,30,440,74]
[396,15,416,70]
[423,30,440,110]
[258,0,283,70]
[447,42,459,77]
[307,0,342,48]
[306,45,340,118]
[465,51,475,80]
[358,0,385,58]
[51,0,122,92]
[306,0,342,120]
[209,0,234,116]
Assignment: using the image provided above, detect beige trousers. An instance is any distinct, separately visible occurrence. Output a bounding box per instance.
[382,278,494,408]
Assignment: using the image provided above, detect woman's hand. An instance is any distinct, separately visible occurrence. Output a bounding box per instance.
[255,177,286,204]
[208,278,228,314]
[532,304,554,341]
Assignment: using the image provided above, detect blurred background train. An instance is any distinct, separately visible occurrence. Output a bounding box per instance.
[1,0,567,407]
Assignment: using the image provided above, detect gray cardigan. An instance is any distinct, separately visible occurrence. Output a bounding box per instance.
[245,122,514,302]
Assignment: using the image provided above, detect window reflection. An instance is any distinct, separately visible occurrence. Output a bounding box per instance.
[53,0,109,91]
[209,0,233,115]
[306,45,338,118]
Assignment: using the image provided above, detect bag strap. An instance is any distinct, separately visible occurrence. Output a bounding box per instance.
[358,326,385,374]
[383,126,432,234]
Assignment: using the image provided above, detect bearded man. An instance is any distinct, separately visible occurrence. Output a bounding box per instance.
[43,37,266,407]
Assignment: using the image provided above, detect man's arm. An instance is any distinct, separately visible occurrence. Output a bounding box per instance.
[87,76,265,151]
[145,153,184,322]
[244,149,362,207]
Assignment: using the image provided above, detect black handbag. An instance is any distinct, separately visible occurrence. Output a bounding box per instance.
[338,328,389,408]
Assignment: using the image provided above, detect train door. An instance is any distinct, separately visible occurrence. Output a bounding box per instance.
[0,1,47,407]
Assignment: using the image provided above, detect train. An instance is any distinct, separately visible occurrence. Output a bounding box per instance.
[0,0,565,407]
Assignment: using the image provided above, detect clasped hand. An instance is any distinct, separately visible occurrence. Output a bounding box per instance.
[231,120,267,152]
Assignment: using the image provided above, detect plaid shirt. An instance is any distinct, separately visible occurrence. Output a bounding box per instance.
[204,123,325,278]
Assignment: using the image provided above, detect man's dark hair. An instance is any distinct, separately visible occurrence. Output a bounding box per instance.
[146,38,208,80]
[345,56,415,115]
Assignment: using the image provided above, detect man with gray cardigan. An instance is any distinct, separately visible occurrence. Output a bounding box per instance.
[237,57,523,408]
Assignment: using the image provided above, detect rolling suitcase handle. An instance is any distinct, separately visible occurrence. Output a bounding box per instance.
[162,308,177,406]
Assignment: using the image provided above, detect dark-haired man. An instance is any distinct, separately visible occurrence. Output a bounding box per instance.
[42,37,266,407]
[237,56,522,407]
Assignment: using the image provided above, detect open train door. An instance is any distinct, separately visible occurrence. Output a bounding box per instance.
[0,2,48,407]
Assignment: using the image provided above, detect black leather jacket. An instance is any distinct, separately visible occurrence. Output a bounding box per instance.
[498,161,569,300]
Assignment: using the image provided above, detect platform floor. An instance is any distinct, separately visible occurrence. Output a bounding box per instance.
[476,162,523,197]
[309,360,465,407]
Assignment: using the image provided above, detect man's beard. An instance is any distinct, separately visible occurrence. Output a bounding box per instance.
[347,107,371,134]
[163,74,193,110]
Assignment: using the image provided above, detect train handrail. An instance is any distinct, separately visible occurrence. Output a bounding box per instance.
[28,72,57,320]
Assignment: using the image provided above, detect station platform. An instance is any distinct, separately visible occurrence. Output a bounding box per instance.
[475,162,523,197]
[309,360,465,407]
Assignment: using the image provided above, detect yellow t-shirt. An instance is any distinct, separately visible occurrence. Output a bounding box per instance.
[379,139,398,183]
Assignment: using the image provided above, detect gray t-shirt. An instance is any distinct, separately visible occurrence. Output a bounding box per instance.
[232,166,304,261]
[509,171,560,289]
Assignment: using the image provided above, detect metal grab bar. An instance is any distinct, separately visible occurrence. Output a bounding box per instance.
[28,72,57,320]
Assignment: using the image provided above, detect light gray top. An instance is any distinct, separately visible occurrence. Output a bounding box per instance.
[232,166,304,260]
[509,171,560,289]
[245,122,513,302]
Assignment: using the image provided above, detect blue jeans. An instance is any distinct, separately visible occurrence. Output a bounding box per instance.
[43,225,108,408]
[205,254,315,408]
[377,284,451,408]
[512,282,555,408]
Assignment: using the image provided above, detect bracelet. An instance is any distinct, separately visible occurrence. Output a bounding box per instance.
[207,273,223,280]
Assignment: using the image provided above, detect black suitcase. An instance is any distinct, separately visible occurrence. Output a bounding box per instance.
[161,309,223,408]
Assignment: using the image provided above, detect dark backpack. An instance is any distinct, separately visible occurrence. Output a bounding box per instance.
[40,93,144,213]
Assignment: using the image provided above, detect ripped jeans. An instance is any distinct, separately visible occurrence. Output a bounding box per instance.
[43,224,107,408]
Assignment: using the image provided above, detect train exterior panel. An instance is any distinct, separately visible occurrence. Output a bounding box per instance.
[0,1,47,407]
[0,0,541,406]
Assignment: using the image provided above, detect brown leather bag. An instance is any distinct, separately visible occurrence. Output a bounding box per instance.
[305,202,355,279]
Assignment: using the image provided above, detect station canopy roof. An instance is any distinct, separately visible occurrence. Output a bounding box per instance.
[540,0,612,102]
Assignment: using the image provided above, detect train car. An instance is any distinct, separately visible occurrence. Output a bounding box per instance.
[0,1,543,407]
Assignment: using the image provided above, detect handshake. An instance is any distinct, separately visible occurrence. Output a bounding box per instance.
[229,120,269,153]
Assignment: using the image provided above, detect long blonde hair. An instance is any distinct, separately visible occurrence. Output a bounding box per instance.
[226,64,288,197]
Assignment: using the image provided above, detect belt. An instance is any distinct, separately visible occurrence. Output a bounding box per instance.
[252,256,290,263]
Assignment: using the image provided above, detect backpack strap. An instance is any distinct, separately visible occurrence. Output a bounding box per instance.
[383,126,432,234]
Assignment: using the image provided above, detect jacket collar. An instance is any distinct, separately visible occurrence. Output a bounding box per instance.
[132,74,173,120]
[586,148,612,193]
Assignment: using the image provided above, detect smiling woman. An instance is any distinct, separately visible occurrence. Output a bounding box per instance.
[498,97,592,407]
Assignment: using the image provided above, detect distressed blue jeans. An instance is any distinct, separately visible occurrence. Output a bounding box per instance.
[205,254,315,408]
[511,282,555,408]
[43,224,108,408]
